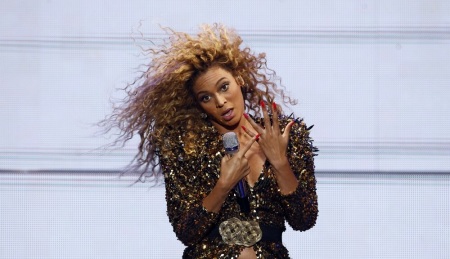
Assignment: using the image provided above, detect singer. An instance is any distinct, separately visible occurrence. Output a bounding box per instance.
[103,24,318,258]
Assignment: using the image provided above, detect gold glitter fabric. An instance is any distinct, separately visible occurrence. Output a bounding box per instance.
[158,115,318,258]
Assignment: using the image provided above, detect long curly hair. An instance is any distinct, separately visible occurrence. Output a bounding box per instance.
[102,24,296,181]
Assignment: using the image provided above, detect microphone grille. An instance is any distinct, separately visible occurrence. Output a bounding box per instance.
[223,132,239,154]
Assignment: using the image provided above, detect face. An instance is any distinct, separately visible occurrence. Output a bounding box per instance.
[192,66,245,133]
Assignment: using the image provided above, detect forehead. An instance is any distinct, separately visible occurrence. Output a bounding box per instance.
[193,66,233,90]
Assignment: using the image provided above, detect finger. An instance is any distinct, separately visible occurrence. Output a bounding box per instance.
[282,120,295,139]
[271,102,280,133]
[243,113,263,135]
[237,134,259,157]
[260,100,271,132]
[221,154,232,162]
[241,125,256,137]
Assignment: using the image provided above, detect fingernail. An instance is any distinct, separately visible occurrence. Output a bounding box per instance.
[243,113,249,119]
[260,100,265,108]
[241,125,247,131]
[272,102,277,110]
[255,134,261,141]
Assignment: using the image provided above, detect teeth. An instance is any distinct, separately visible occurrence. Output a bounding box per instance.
[224,110,232,116]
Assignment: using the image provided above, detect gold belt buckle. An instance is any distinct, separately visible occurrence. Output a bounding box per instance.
[218,217,262,247]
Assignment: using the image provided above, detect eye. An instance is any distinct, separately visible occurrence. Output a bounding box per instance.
[200,94,211,103]
[220,83,229,91]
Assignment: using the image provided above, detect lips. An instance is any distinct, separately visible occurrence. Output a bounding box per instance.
[221,108,234,121]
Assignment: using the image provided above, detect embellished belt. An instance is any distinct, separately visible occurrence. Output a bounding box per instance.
[207,218,283,246]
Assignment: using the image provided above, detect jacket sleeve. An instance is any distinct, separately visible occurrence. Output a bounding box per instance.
[159,140,220,246]
[280,117,319,231]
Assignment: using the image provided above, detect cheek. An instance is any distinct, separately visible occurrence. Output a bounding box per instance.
[230,88,245,103]
[199,102,216,115]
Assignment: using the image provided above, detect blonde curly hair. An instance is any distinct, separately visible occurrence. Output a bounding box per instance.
[103,24,296,180]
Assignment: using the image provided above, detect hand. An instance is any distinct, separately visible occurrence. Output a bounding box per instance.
[243,101,295,171]
[218,134,258,192]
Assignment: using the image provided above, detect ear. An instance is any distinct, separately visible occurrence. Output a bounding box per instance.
[235,75,244,87]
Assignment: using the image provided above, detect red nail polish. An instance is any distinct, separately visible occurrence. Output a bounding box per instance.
[260,100,265,108]
[272,102,277,110]
[243,113,249,119]
[241,125,247,131]
[255,134,261,141]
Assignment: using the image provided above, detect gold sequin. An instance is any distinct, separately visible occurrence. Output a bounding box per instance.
[158,116,318,258]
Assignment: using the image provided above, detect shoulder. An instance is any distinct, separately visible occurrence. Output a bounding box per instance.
[156,126,187,161]
[157,123,222,161]
[276,114,313,133]
[282,114,319,155]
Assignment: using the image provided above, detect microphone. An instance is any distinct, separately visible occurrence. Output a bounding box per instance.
[223,132,250,214]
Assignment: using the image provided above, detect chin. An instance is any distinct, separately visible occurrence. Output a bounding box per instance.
[211,119,238,132]
[223,119,241,129]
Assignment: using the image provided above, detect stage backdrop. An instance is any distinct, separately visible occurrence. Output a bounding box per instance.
[1,1,449,258]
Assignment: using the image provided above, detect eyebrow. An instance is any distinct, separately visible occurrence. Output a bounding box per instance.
[195,77,227,98]
[215,77,227,87]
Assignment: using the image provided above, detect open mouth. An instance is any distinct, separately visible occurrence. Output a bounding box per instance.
[221,108,234,120]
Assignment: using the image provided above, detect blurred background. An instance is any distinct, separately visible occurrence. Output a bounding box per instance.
[1,1,449,258]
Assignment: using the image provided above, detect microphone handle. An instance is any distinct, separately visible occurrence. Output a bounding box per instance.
[235,179,247,198]
[235,179,250,214]
[224,143,250,213]
[226,150,248,199]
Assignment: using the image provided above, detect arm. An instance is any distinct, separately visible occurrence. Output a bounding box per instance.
[280,118,318,231]
[159,145,220,246]
[242,102,318,231]
[160,130,257,246]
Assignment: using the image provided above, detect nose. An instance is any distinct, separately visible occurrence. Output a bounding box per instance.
[215,94,226,108]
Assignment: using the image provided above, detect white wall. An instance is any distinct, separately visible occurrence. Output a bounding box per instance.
[1,1,449,258]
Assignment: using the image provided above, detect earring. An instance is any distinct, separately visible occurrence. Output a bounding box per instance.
[200,113,208,119]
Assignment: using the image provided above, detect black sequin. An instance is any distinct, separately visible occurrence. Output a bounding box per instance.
[158,116,318,258]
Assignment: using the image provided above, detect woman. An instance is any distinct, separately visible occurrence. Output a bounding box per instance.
[105,24,318,258]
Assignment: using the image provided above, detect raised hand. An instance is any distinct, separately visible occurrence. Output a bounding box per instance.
[242,101,294,171]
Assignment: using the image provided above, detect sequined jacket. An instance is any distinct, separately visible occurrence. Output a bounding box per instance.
[158,116,318,258]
